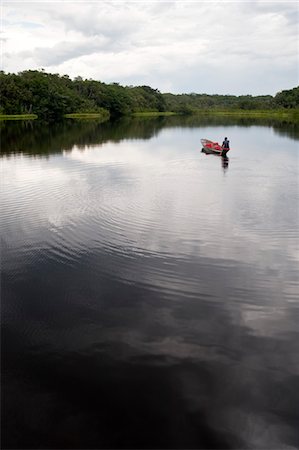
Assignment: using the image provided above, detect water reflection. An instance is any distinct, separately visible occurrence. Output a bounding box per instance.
[1,114,299,157]
[200,147,230,172]
[221,156,229,172]
[1,117,299,449]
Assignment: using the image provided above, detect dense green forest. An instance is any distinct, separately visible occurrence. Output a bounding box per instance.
[0,70,298,120]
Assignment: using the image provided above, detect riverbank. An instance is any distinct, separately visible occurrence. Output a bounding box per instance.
[192,109,299,120]
[0,114,38,120]
[0,111,176,121]
[133,109,299,120]
[0,112,110,121]
[1,109,298,121]
[133,112,179,117]
[64,112,110,120]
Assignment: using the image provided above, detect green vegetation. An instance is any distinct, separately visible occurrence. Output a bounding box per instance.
[0,70,166,120]
[190,109,299,120]
[163,88,299,114]
[64,111,110,120]
[0,70,298,120]
[133,111,178,117]
[0,114,37,120]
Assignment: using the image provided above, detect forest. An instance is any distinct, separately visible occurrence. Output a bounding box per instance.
[0,70,298,120]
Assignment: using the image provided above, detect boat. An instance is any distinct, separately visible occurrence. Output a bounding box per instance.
[201,139,229,156]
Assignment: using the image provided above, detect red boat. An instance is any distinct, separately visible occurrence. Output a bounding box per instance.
[201,139,229,156]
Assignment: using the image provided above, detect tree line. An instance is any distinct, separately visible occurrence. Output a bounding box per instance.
[0,70,298,119]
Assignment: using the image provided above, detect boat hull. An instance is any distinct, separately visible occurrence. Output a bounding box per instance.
[201,138,229,156]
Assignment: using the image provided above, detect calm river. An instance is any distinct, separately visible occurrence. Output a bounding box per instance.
[1,116,299,449]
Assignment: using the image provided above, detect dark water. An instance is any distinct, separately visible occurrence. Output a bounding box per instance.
[1,116,299,449]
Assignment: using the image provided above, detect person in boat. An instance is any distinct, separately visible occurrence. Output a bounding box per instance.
[222,137,230,151]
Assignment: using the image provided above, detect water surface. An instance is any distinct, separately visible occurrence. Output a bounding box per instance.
[1,116,299,449]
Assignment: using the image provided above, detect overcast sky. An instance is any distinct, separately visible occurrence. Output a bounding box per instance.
[2,1,298,95]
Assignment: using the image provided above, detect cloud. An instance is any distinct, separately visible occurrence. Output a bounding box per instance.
[2,1,298,94]
[20,36,112,66]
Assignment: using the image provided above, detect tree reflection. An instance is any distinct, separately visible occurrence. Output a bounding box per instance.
[1,115,298,157]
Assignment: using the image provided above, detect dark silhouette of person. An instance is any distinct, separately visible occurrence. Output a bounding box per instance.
[222,137,230,156]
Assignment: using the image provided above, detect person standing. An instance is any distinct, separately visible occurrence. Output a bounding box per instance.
[222,137,230,156]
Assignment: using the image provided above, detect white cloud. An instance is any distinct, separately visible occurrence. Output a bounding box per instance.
[20,36,112,66]
[2,1,298,94]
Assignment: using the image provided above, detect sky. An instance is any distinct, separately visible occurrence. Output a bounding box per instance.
[2,0,298,95]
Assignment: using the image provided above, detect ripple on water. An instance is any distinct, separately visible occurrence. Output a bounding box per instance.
[1,123,299,449]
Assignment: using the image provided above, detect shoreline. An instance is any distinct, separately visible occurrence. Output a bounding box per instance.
[1,109,298,121]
